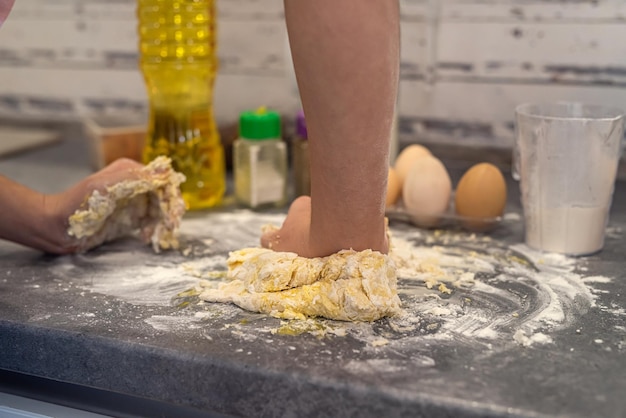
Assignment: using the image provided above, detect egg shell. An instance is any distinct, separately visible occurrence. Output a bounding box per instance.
[386,167,402,208]
[402,155,452,228]
[394,144,431,186]
[454,162,507,231]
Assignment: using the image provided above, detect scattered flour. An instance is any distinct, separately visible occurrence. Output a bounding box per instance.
[49,210,617,356]
[513,330,554,347]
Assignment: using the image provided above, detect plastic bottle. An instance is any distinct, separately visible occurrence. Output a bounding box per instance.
[233,107,288,209]
[292,110,310,197]
[137,0,225,210]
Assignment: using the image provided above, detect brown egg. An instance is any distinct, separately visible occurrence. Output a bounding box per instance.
[455,163,507,231]
[386,167,402,208]
[402,155,452,228]
[394,144,431,186]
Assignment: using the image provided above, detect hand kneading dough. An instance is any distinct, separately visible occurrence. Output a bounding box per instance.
[67,156,186,253]
[199,248,402,322]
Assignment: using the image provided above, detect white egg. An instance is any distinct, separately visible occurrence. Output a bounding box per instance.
[402,155,452,228]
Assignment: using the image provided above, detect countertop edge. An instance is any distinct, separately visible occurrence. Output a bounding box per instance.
[0,319,542,418]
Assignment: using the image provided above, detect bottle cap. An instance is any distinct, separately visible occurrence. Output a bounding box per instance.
[239,107,281,140]
[296,109,308,140]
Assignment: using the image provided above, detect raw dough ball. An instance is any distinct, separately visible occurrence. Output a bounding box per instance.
[402,155,452,228]
[455,162,507,231]
[386,167,402,208]
[394,144,431,186]
[199,247,402,322]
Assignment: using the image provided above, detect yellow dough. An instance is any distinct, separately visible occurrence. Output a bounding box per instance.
[67,156,186,253]
[199,248,402,322]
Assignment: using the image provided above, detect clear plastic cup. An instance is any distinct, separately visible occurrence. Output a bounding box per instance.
[514,102,624,256]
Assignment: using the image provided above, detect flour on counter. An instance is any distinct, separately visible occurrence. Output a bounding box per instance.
[51,249,199,305]
[513,330,553,347]
[49,210,615,355]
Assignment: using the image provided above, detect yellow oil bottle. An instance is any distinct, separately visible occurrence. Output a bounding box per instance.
[137,0,225,210]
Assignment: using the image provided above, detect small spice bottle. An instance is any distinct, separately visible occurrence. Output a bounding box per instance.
[233,107,288,208]
[292,110,310,197]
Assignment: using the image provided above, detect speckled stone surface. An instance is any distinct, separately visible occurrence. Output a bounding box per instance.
[0,132,625,418]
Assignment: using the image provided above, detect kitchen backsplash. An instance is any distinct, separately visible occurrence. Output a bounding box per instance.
[1,0,626,151]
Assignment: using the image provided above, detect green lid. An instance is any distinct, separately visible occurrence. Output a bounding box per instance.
[239,107,281,140]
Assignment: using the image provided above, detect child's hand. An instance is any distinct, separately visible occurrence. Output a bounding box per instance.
[260,196,389,258]
[261,196,314,256]
[41,158,144,254]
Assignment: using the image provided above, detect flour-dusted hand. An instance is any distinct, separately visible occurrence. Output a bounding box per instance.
[67,157,186,253]
[0,158,143,254]
[0,157,185,255]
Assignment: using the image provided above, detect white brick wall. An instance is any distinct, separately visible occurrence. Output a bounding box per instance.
[1,0,625,149]
[400,0,626,149]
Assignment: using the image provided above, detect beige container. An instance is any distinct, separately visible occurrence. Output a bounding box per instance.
[84,116,146,169]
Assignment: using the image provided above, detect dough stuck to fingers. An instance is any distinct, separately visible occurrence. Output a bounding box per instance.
[200,247,402,322]
[67,156,186,253]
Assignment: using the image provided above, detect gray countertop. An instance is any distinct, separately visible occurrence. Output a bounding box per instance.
[0,130,625,418]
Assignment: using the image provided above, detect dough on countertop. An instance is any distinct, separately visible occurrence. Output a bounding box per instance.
[67,156,186,253]
[199,247,402,322]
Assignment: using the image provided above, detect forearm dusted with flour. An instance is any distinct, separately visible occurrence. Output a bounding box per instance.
[285,0,400,255]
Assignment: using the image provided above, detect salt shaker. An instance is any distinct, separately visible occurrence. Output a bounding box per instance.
[233,107,288,208]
